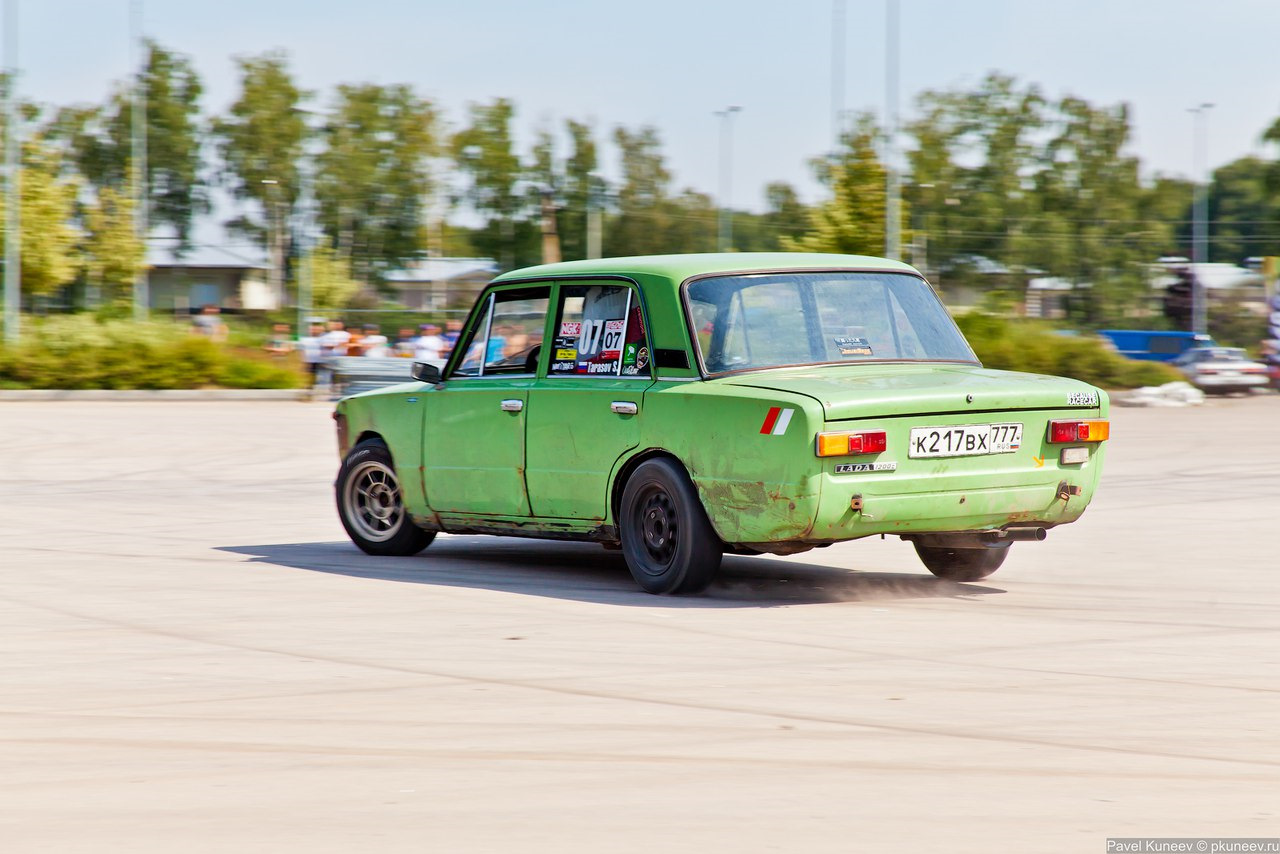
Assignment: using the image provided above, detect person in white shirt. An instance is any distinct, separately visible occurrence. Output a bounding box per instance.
[294,322,325,387]
[414,323,445,361]
[360,323,389,358]
[319,320,351,357]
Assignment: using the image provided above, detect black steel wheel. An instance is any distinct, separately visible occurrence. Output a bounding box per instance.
[619,458,722,594]
[913,541,1009,582]
[336,439,435,556]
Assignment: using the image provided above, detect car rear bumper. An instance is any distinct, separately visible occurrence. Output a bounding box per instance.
[1191,374,1267,390]
[805,472,1091,540]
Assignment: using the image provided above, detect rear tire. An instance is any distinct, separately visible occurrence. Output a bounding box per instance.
[619,458,722,594]
[337,439,435,556]
[914,542,1009,582]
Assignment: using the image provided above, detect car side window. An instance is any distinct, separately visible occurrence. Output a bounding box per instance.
[450,287,550,378]
[548,284,651,377]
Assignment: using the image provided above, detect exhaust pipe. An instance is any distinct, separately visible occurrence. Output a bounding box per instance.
[983,526,1047,543]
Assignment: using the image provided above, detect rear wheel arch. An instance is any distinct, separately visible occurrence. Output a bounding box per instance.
[354,429,385,448]
[610,449,695,527]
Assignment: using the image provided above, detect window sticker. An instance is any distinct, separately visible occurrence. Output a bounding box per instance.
[577,318,625,360]
[834,336,873,356]
[601,319,625,359]
[621,348,649,376]
[559,321,582,338]
[555,348,577,360]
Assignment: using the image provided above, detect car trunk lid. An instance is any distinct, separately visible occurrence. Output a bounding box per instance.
[719,363,1101,420]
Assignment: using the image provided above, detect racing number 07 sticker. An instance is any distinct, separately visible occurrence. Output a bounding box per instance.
[759,407,794,436]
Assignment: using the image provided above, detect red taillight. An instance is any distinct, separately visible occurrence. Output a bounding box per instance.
[1047,419,1110,443]
[849,430,887,454]
[815,430,887,457]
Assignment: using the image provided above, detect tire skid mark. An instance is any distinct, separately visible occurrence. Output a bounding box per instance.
[0,736,1271,783]
[5,592,1279,771]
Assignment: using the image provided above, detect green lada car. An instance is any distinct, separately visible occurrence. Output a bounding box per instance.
[333,253,1109,594]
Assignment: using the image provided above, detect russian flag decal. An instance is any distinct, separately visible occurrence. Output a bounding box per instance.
[759,406,794,436]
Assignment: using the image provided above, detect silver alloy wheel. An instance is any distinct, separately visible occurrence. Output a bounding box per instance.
[343,460,406,542]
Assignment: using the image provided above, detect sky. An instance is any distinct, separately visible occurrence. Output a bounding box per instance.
[8,0,1280,222]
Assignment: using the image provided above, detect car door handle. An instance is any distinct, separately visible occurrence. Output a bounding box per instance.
[610,401,638,415]
[500,399,524,412]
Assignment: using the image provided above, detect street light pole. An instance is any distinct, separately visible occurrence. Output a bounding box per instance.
[295,166,313,338]
[831,0,845,148]
[1189,103,1213,335]
[884,0,901,261]
[715,105,741,252]
[3,0,19,344]
[586,177,602,260]
[130,0,148,322]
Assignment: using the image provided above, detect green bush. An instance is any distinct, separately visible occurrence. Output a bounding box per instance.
[956,313,1182,389]
[0,316,305,389]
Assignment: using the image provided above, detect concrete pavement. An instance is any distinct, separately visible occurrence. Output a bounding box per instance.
[1,397,1277,852]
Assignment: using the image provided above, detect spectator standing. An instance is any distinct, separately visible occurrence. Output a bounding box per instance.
[191,305,228,342]
[441,319,463,356]
[319,320,350,357]
[413,323,445,361]
[361,323,389,358]
[298,322,326,385]
[393,327,418,357]
[263,323,293,355]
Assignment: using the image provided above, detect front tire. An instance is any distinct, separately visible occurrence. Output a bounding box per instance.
[619,458,722,594]
[914,542,1009,581]
[337,439,435,556]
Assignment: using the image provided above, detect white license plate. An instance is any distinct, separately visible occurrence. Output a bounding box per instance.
[908,423,1023,458]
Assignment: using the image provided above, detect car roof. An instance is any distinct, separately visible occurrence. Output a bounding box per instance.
[491,252,919,285]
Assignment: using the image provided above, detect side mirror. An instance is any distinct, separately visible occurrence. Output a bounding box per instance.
[411,361,442,384]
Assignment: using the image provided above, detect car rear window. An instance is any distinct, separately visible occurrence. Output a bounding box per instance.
[686,271,976,374]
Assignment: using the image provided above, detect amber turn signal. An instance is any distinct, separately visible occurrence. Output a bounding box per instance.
[1047,419,1109,443]
[815,430,888,457]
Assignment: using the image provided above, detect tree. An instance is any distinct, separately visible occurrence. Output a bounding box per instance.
[560,119,600,260]
[902,74,1180,325]
[1202,157,1279,262]
[52,41,206,252]
[451,98,531,269]
[81,187,145,307]
[213,51,310,305]
[1031,96,1165,325]
[784,114,893,255]
[315,83,439,283]
[905,74,1044,280]
[305,245,362,309]
[0,134,81,298]
[141,42,206,251]
[605,125,673,257]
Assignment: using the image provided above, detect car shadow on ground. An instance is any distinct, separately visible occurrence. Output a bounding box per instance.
[217,536,1004,609]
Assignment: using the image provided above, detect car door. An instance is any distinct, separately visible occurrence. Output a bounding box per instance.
[525,280,656,520]
[422,286,551,517]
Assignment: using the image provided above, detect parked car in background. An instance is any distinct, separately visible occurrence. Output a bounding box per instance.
[1098,329,1213,362]
[1171,347,1269,394]
[332,253,1110,594]
[1262,340,1280,390]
